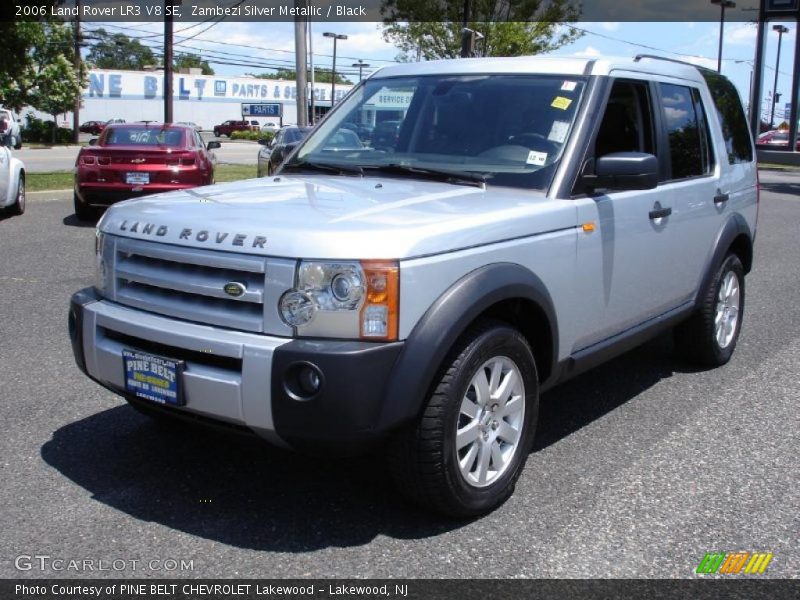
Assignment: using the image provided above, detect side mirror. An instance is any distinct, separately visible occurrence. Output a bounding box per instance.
[206,141,221,150]
[257,138,269,146]
[592,152,658,191]
[88,138,98,146]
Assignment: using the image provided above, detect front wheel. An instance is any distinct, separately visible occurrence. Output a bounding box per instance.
[388,320,538,517]
[675,254,745,366]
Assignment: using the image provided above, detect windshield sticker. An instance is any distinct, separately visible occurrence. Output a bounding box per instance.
[548,121,570,143]
[551,96,573,110]
[526,150,548,166]
[561,81,578,92]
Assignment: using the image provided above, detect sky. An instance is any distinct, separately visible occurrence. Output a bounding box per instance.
[90,19,799,125]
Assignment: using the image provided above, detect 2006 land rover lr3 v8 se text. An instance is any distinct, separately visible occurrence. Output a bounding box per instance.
[70,56,758,517]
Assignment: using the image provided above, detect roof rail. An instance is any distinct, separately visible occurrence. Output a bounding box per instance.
[633,54,704,70]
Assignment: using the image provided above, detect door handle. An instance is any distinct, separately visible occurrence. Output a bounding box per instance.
[649,206,672,220]
[714,192,730,204]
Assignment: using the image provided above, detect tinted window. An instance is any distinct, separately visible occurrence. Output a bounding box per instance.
[104,127,185,147]
[658,84,711,180]
[701,70,753,163]
[294,74,587,191]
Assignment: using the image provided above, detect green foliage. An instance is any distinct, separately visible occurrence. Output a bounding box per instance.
[86,28,157,70]
[246,68,351,85]
[381,0,582,60]
[175,53,215,75]
[230,130,274,142]
[21,113,74,144]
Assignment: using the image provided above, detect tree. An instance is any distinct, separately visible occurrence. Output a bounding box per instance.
[27,22,84,143]
[246,68,351,85]
[85,28,157,70]
[175,52,214,75]
[381,0,582,61]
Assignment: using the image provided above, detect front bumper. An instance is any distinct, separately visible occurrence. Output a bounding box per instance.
[69,289,405,453]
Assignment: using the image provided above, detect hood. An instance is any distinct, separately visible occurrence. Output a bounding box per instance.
[99,175,577,260]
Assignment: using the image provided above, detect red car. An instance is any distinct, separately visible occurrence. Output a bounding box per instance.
[74,123,220,221]
[78,120,107,135]
[757,129,800,150]
[213,119,259,137]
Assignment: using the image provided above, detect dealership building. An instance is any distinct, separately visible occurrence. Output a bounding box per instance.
[42,68,359,130]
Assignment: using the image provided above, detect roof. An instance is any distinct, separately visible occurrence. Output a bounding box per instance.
[369,55,705,84]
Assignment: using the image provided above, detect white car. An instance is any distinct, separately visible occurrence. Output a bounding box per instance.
[0,134,26,215]
[0,108,22,150]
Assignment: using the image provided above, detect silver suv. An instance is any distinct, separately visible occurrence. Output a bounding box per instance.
[69,56,758,516]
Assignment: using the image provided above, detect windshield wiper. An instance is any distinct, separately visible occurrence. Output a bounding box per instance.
[281,160,363,176]
[365,164,487,188]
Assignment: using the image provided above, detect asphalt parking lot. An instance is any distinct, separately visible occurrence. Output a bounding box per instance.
[0,170,798,579]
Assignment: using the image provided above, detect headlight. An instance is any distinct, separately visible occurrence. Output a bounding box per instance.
[279,260,399,341]
[94,230,107,295]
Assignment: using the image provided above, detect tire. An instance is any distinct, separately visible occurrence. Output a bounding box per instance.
[73,192,95,222]
[388,320,539,517]
[675,254,745,367]
[213,129,220,138]
[8,174,24,216]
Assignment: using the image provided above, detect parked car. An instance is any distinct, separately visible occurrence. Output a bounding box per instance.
[73,123,220,221]
[213,120,259,137]
[257,126,312,176]
[0,132,25,215]
[342,121,374,143]
[69,56,758,517]
[79,121,107,135]
[261,122,279,131]
[106,118,126,126]
[370,120,401,150]
[177,121,203,133]
[757,129,800,150]
[0,108,22,149]
[323,128,364,152]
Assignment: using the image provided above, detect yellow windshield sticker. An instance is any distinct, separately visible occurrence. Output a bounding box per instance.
[551,96,573,110]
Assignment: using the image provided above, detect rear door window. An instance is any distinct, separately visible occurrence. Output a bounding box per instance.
[658,83,714,180]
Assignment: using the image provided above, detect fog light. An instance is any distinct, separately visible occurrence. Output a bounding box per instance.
[284,362,324,401]
[298,365,321,395]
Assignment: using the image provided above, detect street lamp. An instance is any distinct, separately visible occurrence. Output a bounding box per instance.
[711,0,736,73]
[351,59,371,82]
[323,32,347,108]
[735,59,754,121]
[770,24,790,128]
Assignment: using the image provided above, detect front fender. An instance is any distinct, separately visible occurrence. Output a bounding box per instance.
[378,262,558,430]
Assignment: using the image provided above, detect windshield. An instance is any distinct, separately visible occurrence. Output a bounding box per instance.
[289,74,586,190]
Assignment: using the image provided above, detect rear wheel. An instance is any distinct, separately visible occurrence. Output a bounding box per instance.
[388,320,538,517]
[675,254,745,366]
[8,174,24,215]
[73,192,96,222]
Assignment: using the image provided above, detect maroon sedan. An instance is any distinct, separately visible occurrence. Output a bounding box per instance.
[74,123,220,220]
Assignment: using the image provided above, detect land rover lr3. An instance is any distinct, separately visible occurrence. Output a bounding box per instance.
[70,56,758,516]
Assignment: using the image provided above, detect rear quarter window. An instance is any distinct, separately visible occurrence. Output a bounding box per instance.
[700,70,754,164]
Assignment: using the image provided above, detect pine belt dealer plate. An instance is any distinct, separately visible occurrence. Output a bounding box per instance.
[122,349,185,406]
[126,172,150,185]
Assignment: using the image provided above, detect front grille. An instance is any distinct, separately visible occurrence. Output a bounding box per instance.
[112,237,269,332]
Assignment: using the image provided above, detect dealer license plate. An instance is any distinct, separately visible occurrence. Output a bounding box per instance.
[126,172,150,185]
[123,349,184,406]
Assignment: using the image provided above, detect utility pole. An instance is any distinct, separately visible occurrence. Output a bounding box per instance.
[323,32,347,108]
[72,0,81,143]
[711,0,736,73]
[163,0,175,123]
[352,59,370,82]
[294,1,308,127]
[459,0,472,58]
[308,20,315,125]
[770,24,789,128]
